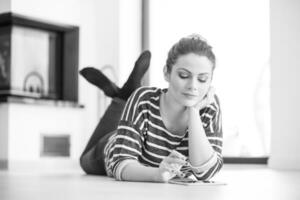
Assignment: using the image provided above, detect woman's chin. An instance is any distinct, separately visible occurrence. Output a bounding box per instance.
[181,99,199,107]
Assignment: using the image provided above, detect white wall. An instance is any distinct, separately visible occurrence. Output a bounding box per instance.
[0,104,9,162]
[269,0,300,169]
[148,0,271,157]
[118,0,142,85]
[0,0,10,13]
[0,0,140,169]
[97,0,142,119]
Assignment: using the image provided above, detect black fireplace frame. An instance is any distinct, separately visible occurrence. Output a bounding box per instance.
[0,12,79,103]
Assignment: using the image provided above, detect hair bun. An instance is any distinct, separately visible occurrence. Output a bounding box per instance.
[186,33,207,42]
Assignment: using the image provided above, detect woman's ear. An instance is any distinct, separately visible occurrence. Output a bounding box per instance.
[163,65,170,82]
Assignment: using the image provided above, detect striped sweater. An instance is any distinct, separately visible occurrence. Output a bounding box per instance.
[104,86,223,181]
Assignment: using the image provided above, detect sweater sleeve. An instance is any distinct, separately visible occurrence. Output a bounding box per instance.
[182,94,223,181]
[108,87,148,180]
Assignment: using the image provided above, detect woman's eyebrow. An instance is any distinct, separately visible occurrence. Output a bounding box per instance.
[177,68,191,73]
[198,73,209,76]
[177,68,210,76]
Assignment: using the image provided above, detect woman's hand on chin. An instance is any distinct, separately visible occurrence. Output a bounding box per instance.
[192,86,215,111]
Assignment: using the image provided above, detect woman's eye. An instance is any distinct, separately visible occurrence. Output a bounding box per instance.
[178,73,189,79]
[198,77,208,83]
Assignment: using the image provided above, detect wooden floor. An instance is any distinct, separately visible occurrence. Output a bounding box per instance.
[0,164,299,200]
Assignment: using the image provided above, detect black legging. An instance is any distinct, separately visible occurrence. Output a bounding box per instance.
[79,98,126,175]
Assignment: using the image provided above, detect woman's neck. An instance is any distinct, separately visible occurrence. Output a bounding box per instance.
[163,91,186,114]
[160,90,188,135]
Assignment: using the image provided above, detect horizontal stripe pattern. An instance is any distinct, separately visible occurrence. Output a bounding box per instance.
[104,87,223,180]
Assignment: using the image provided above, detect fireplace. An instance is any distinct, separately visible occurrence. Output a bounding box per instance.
[0,12,79,102]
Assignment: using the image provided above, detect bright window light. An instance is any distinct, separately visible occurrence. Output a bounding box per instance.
[148,0,270,157]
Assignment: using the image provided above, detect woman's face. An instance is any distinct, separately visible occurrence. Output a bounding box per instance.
[165,53,213,107]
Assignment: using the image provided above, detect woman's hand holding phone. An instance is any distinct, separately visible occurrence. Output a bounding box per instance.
[155,150,187,183]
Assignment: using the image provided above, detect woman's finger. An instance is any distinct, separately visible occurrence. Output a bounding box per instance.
[159,162,179,179]
[161,162,184,177]
[169,169,185,178]
[164,156,187,166]
[206,86,215,105]
[169,150,187,160]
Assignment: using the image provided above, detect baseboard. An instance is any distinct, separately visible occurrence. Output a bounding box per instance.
[268,156,300,170]
[0,159,8,169]
[1,158,81,172]
[224,157,268,164]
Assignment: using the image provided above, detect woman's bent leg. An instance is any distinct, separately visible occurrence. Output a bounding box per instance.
[81,98,126,156]
[80,130,116,175]
[80,98,126,174]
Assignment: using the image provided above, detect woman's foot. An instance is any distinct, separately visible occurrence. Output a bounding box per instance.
[79,67,120,98]
[118,50,151,100]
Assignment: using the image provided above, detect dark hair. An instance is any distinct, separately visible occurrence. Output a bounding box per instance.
[165,34,216,73]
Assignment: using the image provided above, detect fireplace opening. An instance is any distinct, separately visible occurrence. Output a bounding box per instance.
[0,12,79,102]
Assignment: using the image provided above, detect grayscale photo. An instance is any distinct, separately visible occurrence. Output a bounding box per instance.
[0,0,299,199]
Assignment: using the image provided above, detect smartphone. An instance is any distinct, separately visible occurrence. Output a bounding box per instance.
[169,177,226,186]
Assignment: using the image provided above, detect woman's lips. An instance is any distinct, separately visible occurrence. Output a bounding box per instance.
[182,93,198,99]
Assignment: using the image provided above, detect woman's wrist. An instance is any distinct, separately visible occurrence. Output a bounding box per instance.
[187,107,202,123]
[154,169,170,183]
[121,161,164,182]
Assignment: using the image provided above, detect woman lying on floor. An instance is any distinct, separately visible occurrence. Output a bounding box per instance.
[79,34,223,183]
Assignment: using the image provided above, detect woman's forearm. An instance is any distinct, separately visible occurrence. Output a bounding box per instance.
[121,160,160,182]
[188,107,214,166]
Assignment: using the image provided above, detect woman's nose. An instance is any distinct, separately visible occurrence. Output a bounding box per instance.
[187,78,198,91]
